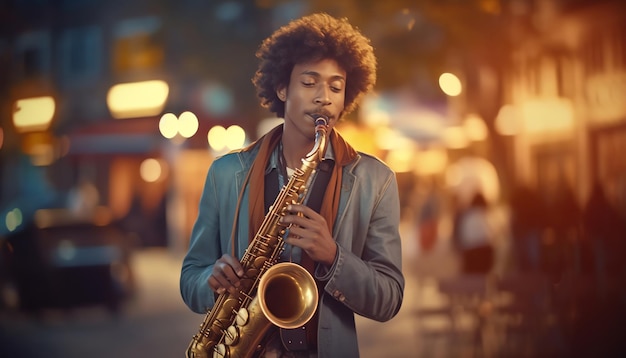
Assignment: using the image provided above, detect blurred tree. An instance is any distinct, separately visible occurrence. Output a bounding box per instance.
[307,0,514,93]
[304,0,520,192]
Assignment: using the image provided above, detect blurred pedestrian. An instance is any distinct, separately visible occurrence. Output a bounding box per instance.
[583,182,625,279]
[509,185,543,272]
[452,192,495,275]
[542,184,581,279]
[415,177,441,253]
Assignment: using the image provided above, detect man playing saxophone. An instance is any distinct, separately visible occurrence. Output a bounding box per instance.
[180,13,405,358]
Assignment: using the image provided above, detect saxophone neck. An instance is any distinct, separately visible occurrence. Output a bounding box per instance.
[303,116,329,164]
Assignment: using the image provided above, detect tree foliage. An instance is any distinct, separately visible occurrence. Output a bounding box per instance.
[306,0,513,91]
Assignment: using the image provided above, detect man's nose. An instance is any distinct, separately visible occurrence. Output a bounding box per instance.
[314,86,331,105]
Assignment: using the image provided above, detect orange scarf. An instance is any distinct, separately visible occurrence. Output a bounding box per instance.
[246,124,357,246]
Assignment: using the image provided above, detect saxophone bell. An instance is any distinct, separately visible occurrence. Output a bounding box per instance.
[257,262,319,329]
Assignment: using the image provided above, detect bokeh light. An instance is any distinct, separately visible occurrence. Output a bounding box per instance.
[107,80,169,119]
[13,96,55,133]
[463,113,488,142]
[208,125,227,151]
[140,158,163,183]
[438,72,462,97]
[443,126,469,149]
[159,111,200,140]
[207,125,246,152]
[5,208,23,232]
[178,111,199,138]
[159,113,178,139]
[495,104,520,136]
[225,125,246,150]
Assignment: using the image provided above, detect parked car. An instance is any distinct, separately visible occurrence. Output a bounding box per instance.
[0,207,136,316]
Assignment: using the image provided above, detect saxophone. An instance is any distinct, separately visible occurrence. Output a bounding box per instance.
[186,116,329,358]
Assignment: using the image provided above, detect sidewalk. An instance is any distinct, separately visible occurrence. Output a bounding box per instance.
[357,220,462,358]
[0,219,463,358]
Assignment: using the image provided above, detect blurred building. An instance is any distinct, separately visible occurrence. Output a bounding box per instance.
[497,0,626,214]
[1,0,625,253]
[0,0,305,251]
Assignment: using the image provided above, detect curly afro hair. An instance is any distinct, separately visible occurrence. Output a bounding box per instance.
[252,13,377,119]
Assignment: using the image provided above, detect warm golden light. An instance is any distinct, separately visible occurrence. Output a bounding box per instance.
[225,125,246,150]
[335,122,379,156]
[28,142,54,166]
[495,105,520,136]
[178,111,199,138]
[443,126,469,149]
[439,73,462,97]
[208,125,227,151]
[21,132,55,166]
[208,125,246,151]
[445,157,500,205]
[13,96,55,133]
[140,158,163,183]
[159,111,200,139]
[107,80,169,119]
[375,127,414,151]
[363,109,391,128]
[386,148,414,173]
[413,148,448,176]
[463,113,488,142]
[520,98,574,133]
[159,113,178,139]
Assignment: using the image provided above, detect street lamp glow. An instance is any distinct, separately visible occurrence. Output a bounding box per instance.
[225,125,245,150]
[463,113,488,141]
[495,105,520,136]
[159,113,178,139]
[140,158,163,183]
[107,80,169,119]
[439,73,462,97]
[520,98,574,133]
[413,148,448,176]
[208,125,246,151]
[13,96,55,133]
[386,148,415,173]
[178,111,199,138]
[443,126,469,149]
[208,125,227,151]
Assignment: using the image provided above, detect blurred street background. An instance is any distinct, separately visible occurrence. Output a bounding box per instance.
[1,0,626,357]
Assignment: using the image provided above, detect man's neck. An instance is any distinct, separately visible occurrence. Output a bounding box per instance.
[281,137,314,169]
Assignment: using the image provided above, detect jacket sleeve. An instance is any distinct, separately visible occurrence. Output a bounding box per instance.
[180,164,222,314]
[317,164,405,322]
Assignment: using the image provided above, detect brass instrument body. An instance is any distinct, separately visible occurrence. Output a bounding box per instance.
[187,118,328,358]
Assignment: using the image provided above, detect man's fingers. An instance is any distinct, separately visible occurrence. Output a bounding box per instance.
[208,254,245,294]
[221,254,244,277]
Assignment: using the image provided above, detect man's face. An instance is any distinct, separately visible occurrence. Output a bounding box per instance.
[278,58,346,140]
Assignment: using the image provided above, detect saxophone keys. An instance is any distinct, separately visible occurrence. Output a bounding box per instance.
[213,343,227,358]
[224,325,239,346]
[235,307,249,326]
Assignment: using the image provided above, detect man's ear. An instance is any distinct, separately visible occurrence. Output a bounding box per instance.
[276,87,286,102]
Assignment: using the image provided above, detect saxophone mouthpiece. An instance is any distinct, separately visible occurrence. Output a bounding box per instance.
[314,115,329,127]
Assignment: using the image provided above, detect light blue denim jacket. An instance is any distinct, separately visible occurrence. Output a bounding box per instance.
[180,134,405,357]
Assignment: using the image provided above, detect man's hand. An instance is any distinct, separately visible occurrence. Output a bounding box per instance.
[208,253,244,295]
[280,204,338,267]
